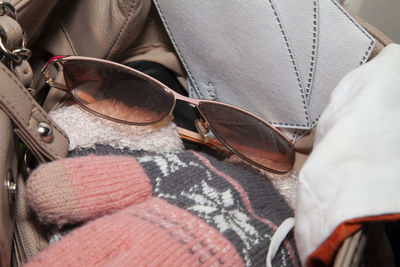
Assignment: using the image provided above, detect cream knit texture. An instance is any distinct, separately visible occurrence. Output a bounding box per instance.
[49,105,184,152]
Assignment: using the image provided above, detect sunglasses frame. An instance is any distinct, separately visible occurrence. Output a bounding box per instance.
[42,56,295,173]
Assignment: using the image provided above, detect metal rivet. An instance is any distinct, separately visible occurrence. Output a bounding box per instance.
[5,169,17,212]
[37,122,54,143]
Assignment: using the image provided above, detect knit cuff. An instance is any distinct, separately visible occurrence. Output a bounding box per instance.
[27,155,152,225]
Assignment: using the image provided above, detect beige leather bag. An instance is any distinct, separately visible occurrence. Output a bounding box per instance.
[0,1,68,266]
[0,1,165,265]
[0,1,392,266]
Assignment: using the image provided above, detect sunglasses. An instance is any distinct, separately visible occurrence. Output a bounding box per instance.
[42,56,295,173]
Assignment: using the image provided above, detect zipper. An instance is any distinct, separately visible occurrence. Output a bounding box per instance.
[12,228,26,267]
[11,172,46,266]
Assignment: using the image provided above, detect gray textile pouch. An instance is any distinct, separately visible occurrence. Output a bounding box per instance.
[153,0,375,133]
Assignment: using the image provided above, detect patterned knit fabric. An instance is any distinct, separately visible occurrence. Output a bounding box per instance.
[26,150,299,266]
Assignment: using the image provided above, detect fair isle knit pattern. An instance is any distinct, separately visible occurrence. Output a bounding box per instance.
[137,151,297,266]
[27,149,299,266]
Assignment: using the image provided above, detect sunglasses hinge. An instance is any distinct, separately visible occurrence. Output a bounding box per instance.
[194,119,211,143]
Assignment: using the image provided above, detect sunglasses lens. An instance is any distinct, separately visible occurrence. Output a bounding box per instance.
[63,60,175,124]
[197,102,294,173]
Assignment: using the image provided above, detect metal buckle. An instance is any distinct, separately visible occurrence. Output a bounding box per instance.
[0,34,31,64]
[0,1,16,19]
[0,2,31,66]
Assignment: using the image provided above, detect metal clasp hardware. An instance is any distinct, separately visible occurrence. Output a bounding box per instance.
[5,169,17,213]
[37,122,54,143]
[0,1,32,65]
[0,1,16,18]
[194,119,211,143]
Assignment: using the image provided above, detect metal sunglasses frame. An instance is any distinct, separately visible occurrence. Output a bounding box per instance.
[42,55,294,173]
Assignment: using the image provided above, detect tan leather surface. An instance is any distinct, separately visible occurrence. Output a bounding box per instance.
[10,0,59,44]
[0,111,17,267]
[13,60,33,88]
[0,62,69,161]
[121,5,187,87]
[0,15,23,50]
[39,0,152,60]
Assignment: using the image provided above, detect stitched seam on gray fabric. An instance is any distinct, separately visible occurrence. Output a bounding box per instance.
[330,0,375,66]
[270,121,308,128]
[155,1,311,128]
[58,17,77,56]
[105,0,137,60]
[307,0,375,129]
[306,0,319,101]
[276,0,376,129]
[153,0,204,99]
[292,129,309,142]
[0,64,68,156]
[155,1,310,128]
[268,0,310,128]
[291,129,298,143]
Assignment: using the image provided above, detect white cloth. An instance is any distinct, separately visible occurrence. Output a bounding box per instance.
[295,43,400,265]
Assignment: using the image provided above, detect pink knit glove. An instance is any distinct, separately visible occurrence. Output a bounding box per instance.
[25,150,299,266]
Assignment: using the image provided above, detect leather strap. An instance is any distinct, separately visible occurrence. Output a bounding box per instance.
[0,15,22,49]
[0,62,69,161]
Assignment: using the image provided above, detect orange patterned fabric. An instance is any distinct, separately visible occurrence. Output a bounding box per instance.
[308,214,400,267]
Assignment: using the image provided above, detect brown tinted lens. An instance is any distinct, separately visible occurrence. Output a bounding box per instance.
[197,102,294,173]
[63,60,174,124]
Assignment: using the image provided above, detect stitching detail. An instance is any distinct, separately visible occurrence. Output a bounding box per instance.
[60,20,78,55]
[330,0,375,66]
[0,64,69,157]
[291,129,298,142]
[105,0,137,59]
[58,17,78,56]
[155,0,309,127]
[306,0,319,101]
[267,0,310,128]
[153,0,211,99]
[154,0,374,130]
[305,0,376,128]
[292,129,309,142]
[271,122,309,128]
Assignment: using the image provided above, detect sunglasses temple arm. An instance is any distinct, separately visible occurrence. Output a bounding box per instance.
[44,79,68,91]
[41,57,69,91]
[176,126,231,152]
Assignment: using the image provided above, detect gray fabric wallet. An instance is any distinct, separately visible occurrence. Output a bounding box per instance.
[153,0,375,136]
